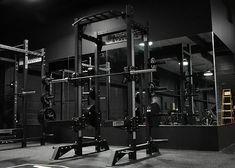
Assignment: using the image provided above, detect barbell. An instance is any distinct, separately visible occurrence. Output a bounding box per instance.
[50,68,156,84]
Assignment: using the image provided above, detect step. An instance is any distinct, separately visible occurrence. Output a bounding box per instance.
[223,95,232,98]
[222,117,233,119]
[222,110,233,112]
[223,103,232,105]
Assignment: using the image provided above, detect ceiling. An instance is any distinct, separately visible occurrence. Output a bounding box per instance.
[151,32,213,75]
[0,0,109,25]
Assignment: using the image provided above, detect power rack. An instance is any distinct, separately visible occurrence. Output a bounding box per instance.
[0,40,45,147]
[48,5,167,165]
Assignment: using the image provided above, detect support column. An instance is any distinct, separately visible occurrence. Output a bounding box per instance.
[14,57,18,128]
[61,70,65,120]
[126,5,136,160]
[105,52,111,120]
[22,39,29,148]
[74,19,83,156]
[143,31,153,154]
[179,44,185,124]
[94,35,102,152]
[40,48,46,146]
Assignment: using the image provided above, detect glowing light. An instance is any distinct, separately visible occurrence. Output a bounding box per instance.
[183,60,188,66]
[178,59,188,66]
[33,165,51,168]
[203,70,213,77]
[139,41,153,46]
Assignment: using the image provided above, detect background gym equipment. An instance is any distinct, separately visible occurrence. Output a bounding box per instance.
[0,40,45,147]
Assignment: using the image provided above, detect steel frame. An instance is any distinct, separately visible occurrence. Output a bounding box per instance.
[51,5,167,165]
[179,44,195,124]
[0,40,45,147]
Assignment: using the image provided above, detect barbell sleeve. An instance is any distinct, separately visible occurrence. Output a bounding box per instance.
[51,78,69,84]
[21,91,36,95]
[130,68,156,75]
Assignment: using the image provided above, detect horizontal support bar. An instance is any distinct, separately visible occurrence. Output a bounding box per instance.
[83,136,96,140]
[20,91,36,95]
[130,69,155,75]
[0,44,44,57]
[72,10,124,26]
[0,137,42,145]
[59,64,109,74]
[0,57,15,63]
[82,63,110,72]
[19,57,42,65]
[0,128,23,134]
[81,33,100,44]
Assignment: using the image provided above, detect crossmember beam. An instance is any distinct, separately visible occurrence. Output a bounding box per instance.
[0,44,43,57]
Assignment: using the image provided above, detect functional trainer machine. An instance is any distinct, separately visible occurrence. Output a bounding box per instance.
[0,40,45,147]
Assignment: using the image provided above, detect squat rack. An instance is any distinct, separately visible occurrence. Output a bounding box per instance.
[50,5,167,165]
[0,40,45,147]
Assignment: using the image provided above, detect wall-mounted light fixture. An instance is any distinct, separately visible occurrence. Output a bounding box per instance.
[203,70,213,77]
[139,41,153,46]
[178,59,188,66]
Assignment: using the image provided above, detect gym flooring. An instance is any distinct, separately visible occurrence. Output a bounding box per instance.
[0,143,235,168]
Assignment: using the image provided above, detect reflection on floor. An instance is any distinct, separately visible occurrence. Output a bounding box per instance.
[0,143,235,168]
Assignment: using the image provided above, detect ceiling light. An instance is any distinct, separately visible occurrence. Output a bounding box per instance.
[139,41,153,46]
[203,70,213,77]
[178,59,188,66]
[139,42,145,47]
[183,60,188,66]
[33,165,51,168]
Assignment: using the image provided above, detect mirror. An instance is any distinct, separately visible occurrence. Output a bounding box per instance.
[140,32,217,126]
[214,33,235,125]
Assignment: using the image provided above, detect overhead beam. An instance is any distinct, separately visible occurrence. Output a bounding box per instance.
[0,57,15,63]
[0,44,43,57]
[187,35,213,62]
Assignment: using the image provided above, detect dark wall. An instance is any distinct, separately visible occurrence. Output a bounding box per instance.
[41,0,212,61]
[0,62,6,128]
[51,125,220,150]
[218,124,235,150]
[0,62,14,129]
[211,0,235,55]
[24,123,235,151]
[157,68,179,112]
[17,71,42,126]
[215,54,235,111]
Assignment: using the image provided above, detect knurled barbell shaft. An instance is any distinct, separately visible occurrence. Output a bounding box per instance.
[50,68,156,84]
